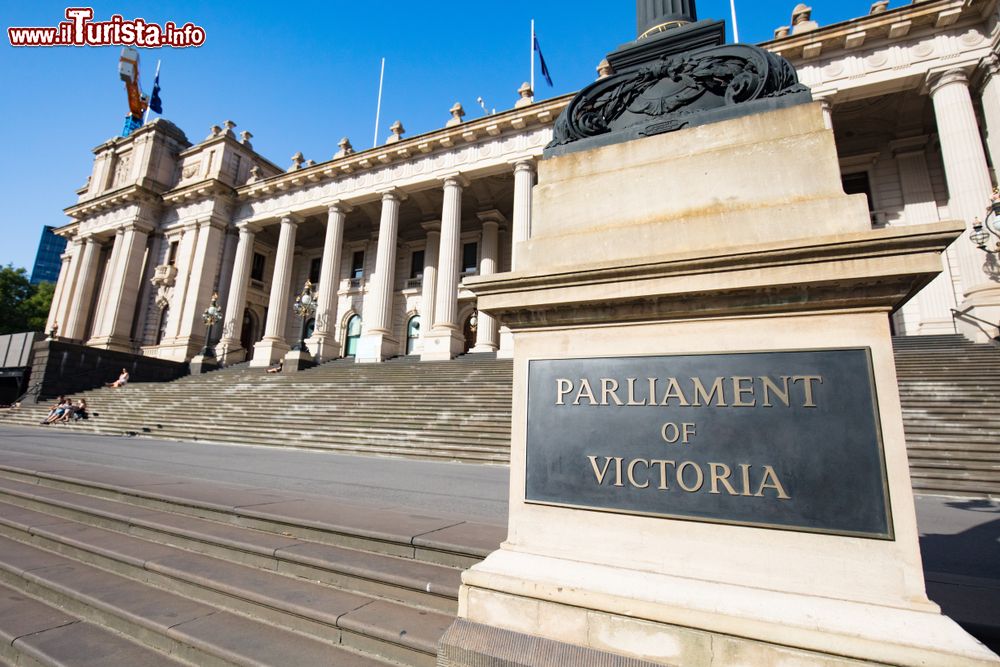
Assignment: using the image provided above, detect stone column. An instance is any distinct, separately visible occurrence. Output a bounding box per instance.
[511,160,536,270]
[52,238,83,338]
[218,224,257,364]
[215,228,240,312]
[422,175,467,361]
[88,224,150,351]
[500,160,536,358]
[419,222,441,348]
[357,190,405,363]
[46,245,74,336]
[929,68,1000,340]
[980,56,1000,184]
[817,96,834,130]
[63,236,103,342]
[472,212,503,352]
[89,227,125,341]
[162,223,201,342]
[174,220,226,346]
[894,140,959,334]
[310,202,350,361]
[251,215,300,366]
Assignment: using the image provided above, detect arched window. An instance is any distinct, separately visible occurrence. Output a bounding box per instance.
[406,316,421,355]
[240,309,258,358]
[345,315,362,357]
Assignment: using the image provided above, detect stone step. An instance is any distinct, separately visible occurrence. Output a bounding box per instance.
[0,477,462,613]
[0,581,189,667]
[0,534,393,667]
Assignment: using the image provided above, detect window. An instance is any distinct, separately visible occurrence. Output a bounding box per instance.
[462,242,478,274]
[310,257,322,284]
[251,253,266,281]
[351,251,365,279]
[345,315,362,356]
[410,250,425,280]
[167,241,179,266]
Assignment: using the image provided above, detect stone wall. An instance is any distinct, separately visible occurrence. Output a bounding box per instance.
[25,339,188,402]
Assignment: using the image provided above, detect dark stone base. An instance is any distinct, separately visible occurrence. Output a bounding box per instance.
[189,356,219,376]
[25,340,188,403]
[437,619,668,667]
[608,19,726,71]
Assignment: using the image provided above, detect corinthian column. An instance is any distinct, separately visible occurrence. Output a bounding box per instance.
[63,236,102,342]
[357,190,404,363]
[251,215,300,366]
[928,68,1000,340]
[422,174,468,361]
[419,222,441,347]
[218,224,257,364]
[311,202,349,361]
[979,56,1000,185]
[472,211,503,352]
[88,223,150,351]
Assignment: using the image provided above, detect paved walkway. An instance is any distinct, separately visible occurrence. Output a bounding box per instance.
[0,423,996,650]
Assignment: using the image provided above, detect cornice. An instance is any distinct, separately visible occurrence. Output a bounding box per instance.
[238,94,571,201]
[64,183,162,220]
[161,178,237,206]
[762,0,994,62]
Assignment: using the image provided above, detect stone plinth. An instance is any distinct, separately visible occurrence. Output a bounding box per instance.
[454,104,997,666]
[188,354,218,376]
[281,349,316,372]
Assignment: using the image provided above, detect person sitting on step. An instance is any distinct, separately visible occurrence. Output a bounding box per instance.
[41,397,73,424]
[58,398,88,423]
[266,361,283,374]
[107,368,129,388]
[71,399,89,421]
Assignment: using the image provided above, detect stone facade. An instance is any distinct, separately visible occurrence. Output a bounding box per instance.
[46,0,1000,364]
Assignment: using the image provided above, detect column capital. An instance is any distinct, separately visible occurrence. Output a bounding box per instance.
[377,188,408,203]
[979,54,1000,81]
[925,67,972,96]
[421,220,442,234]
[439,173,470,189]
[476,209,507,228]
[889,135,931,158]
[509,158,537,172]
[236,221,261,234]
[278,212,304,225]
[326,200,354,215]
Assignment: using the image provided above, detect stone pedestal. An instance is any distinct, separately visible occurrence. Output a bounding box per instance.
[281,349,316,372]
[453,104,998,667]
[421,327,465,361]
[188,354,218,376]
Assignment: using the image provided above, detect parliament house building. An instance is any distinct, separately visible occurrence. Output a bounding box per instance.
[44,0,1000,367]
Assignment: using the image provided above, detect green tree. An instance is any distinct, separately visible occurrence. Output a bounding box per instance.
[0,265,54,335]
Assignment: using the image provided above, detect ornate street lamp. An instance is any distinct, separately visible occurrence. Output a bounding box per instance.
[200,292,223,358]
[970,188,1000,253]
[292,279,317,354]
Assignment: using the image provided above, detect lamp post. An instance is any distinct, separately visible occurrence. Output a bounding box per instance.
[200,292,223,358]
[292,279,317,354]
[970,188,1000,253]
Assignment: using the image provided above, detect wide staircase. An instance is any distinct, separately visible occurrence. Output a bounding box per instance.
[893,334,1000,498]
[0,355,513,465]
[3,338,999,494]
[0,453,502,666]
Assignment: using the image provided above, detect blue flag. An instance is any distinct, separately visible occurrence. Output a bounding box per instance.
[149,72,163,114]
[534,35,553,87]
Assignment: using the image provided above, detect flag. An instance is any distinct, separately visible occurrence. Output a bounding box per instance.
[534,34,553,87]
[149,72,163,114]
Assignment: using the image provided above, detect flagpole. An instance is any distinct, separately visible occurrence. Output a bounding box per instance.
[373,57,385,149]
[143,59,161,124]
[530,19,535,93]
[730,0,740,43]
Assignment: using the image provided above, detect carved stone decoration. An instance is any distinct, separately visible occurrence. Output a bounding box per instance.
[151,264,178,311]
[547,43,812,156]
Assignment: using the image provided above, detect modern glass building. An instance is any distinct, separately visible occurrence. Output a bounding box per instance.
[30,226,67,285]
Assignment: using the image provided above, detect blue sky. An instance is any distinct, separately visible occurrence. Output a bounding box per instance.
[1,1,893,272]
